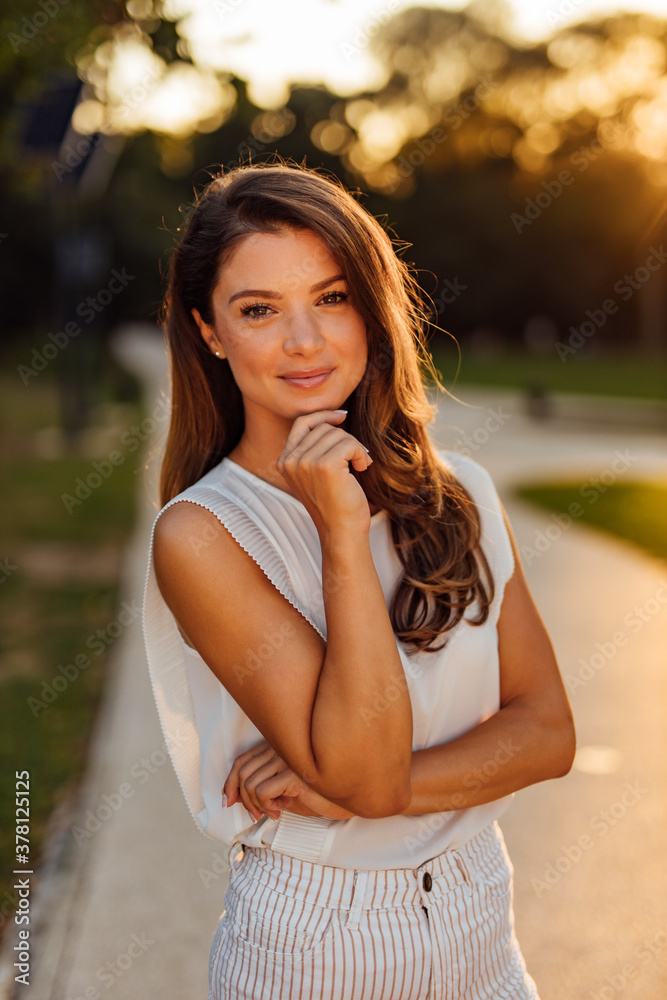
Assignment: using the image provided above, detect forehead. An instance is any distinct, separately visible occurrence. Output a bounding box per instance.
[216,228,339,290]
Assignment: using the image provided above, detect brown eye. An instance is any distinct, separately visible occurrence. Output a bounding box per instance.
[321,291,348,305]
[240,302,272,318]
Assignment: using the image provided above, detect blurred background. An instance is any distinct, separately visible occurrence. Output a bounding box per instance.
[1,0,666,997]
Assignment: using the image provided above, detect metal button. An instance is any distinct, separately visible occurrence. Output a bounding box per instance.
[423,872,432,892]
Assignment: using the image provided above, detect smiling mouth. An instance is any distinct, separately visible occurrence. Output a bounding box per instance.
[279,370,333,388]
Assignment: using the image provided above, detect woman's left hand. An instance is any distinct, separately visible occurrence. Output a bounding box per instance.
[222,741,356,822]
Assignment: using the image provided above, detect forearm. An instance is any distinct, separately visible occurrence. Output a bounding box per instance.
[283,795,357,820]
[310,533,412,814]
[287,698,573,821]
[399,697,575,815]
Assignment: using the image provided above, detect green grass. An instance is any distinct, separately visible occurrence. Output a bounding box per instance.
[427,345,667,401]
[515,480,667,563]
[0,353,142,937]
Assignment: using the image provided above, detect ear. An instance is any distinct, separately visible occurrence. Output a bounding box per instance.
[192,307,226,360]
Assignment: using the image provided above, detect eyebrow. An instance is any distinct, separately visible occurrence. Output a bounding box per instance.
[228,273,346,305]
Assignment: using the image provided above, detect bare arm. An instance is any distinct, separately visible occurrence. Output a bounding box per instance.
[309,531,412,809]
[154,411,412,819]
[397,503,575,814]
[259,502,575,821]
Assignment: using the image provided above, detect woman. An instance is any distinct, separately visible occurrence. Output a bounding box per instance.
[142,159,575,1000]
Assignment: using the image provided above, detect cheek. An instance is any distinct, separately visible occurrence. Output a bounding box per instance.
[223,333,273,375]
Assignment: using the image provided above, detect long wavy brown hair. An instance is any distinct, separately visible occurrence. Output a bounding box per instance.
[158,158,494,653]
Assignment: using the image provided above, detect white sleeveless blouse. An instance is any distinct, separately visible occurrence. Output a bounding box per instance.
[142,449,516,869]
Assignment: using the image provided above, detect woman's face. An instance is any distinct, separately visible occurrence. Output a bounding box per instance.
[192,227,368,423]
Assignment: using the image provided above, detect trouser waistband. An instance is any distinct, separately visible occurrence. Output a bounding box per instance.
[227,821,507,926]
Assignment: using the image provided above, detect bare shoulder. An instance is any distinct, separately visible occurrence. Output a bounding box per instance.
[153,499,230,559]
[151,497,324,661]
[150,499,327,784]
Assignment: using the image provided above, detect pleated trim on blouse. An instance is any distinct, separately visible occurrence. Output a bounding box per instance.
[141,451,515,848]
[141,481,327,839]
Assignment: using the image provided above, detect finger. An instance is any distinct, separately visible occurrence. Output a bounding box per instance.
[223,753,260,806]
[240,759,282,819]
[223,772,239,807]
[282,432,373,489]
[278,423,342,477]
[277,410,348,469]
[244,784,301,820]
[224,743,273,805]
[324,436,373,473]
[244,763,305,822]
[283,420,371,467]
[298,435,373,476]
[224,752,258,799]
[235,752,277,813]
[252,775,304,822]
[238,778,261,821]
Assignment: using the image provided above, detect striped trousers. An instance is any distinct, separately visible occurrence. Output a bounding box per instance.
[208,821,540,1000]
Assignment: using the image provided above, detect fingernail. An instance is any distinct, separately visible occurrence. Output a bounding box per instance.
[333,409,347,414]
[221,793,228,807]
[362,445,370,452]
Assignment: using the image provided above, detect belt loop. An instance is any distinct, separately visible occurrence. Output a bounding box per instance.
[453,852,473,895]
[345,871,369,930]
[227,841,245,874]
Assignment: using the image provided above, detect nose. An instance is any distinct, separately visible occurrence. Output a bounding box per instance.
[284,307,326,352]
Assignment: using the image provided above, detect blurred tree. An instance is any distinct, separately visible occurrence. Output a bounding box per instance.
[329,6,667,355]
[2,0,667,376]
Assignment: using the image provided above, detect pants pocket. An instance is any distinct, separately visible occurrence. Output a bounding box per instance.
[429,842,528,999]
[480,854,513,901]
[235,884,337,960]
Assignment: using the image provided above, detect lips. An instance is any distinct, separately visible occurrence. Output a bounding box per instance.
[279,368,333,388]
[280,368,332,378]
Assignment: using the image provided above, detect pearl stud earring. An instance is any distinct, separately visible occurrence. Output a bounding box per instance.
[215,351,221,357]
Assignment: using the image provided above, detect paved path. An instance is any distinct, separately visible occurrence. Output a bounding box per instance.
[12,328,666,1000]
[431,385,667,1000]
